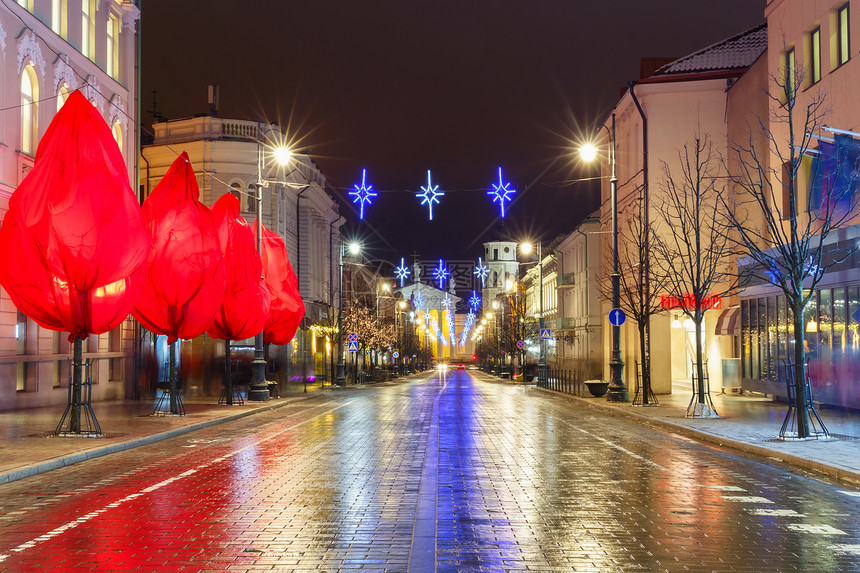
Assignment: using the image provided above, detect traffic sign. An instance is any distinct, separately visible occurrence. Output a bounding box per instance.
[516,340,525,350]
[608,308,627,327]
[540,329,551,340]
[348,341,358,352]
[393,351,399,358]
[347,332,357,343]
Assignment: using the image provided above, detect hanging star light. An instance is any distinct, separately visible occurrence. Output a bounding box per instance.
[394,257,411,287]
[349,168,377,220]
[417,170,444,221]
[487,166,516,218]
[433,259,449,290]
[414,291,425,310]
[441,293,453,310]
[468,290,481,312]
[474,257,489,287]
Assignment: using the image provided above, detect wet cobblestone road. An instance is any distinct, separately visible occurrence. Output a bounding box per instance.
[0,370,859,572]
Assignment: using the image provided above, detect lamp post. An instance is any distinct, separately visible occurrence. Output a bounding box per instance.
[398,300,407,374]
[491,301,501,375]
[520,242,546,385]
[580,113,627,401]
[249,126,293,402]
[335,241,361,386]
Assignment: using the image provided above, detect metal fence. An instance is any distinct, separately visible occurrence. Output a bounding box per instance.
[539,368,587,397]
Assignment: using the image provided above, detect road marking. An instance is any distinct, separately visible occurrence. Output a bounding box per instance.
[560,422,668,471]
[748,508,805,517]
[0,399,356,560]
[786,524,846,535]
[840,490,860,497]
[699,485,746,492]
[831,544,860,554]
[720,496,774,503]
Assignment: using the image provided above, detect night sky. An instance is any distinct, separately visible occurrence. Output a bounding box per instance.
[141,1,765,268]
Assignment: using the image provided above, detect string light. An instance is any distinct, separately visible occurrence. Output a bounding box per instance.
[349,168,377,219]
[394,257,411,287]
[418,170,445,221]
[487,166,516,218]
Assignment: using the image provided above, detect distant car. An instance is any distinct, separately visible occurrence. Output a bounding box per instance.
[456,363,465,370]
[437,363,448,371]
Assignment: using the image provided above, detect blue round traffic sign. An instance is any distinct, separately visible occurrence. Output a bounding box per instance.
[608,308,626,327]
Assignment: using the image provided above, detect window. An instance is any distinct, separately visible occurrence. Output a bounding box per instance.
[810,27,821,84]
[838,4,850,67]
[81,0,94,59]
[111,122,123,154]
[106,14,119,78]
[784,47,796,102]
[57,83,71,112]
[52,0,67,38]
[21,66,38,155]
[247,183,258,212]
[17,0,32,10]
[230,182,242,203]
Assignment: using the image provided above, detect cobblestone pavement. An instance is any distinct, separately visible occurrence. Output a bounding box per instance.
[0,371,859,572]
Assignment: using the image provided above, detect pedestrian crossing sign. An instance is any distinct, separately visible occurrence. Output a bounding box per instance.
[540,329,551,340]
[348,341,358,352]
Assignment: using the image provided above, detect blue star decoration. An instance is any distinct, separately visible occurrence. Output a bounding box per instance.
[418,170,445,221]
[413,291,425,310]
[474,257,489,287]
[433,259,449,290]
[349,168,377,220]
[441,294,453,309]
[469,290,481,311]
[487,166,516,218]
[394,257,411,287]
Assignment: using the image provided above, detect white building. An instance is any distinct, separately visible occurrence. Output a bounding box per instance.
[141,115,343,394]
[555,213,603,378]
[0,0,140,409]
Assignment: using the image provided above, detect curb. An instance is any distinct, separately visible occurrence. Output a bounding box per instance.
[0,394,314,485]
[533,386,860,487]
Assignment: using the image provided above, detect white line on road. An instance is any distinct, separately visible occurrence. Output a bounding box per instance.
[0,399,356,560]
[557,419,669,472]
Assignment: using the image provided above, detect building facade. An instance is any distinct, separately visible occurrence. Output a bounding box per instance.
[0,0,140,410]
[141,116,343,395]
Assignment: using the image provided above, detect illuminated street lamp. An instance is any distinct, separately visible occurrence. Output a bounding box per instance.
[249,129,292,402]
[580,113,627,401]
[335,241,361,386]
[520,241,546,385]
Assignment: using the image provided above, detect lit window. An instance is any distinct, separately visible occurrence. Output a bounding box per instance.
[81,0,93,59]
[106,15,119,78]
[17,0,32,11]
[57,83,70,112]
[21,66,38,155]
[52,0,67,38]
[810,27,821,84]
[784,47,796,101]
[838,4,850,66]
[112,122,122,155]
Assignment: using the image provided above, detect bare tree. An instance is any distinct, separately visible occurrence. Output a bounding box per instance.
[608,189,667,404]
[724,68,859,437]
[653,135,742,418]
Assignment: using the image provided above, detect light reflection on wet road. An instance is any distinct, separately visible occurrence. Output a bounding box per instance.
[0,370,859,571]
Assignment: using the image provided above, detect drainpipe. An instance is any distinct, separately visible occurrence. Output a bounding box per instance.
[628,80,652,402]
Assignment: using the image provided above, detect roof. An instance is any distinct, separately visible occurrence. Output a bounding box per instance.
[651,22,767,77]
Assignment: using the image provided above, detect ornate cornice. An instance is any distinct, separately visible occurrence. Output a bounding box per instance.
[52,54,78,94]
[16,29,46,80]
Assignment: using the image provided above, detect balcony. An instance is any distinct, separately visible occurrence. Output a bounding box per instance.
[557,273,576,289]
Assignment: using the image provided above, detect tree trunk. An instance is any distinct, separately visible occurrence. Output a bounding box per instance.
[70,338,82,433]
[792,303,811,438]
[169,340,178,414]
[695,314,705,405]
[225,343,233,406]
[637,319,651,404]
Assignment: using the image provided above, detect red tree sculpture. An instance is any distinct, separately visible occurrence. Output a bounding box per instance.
[207,194,270,404]
[0,90,150,434]
[256,223,303,346]
[133,153,225,413]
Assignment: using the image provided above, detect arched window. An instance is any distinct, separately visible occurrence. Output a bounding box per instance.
[112,122,122,155]
[57,84,70,112]
[492,271,498,287]
[230,182,242,203]
[247,183,258,212]
[21,66,38,155]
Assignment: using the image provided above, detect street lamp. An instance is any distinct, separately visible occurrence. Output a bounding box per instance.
[249,128,293,402]
[398,300,407,374]
[520,242,546,385]
[335,241,361,386]
[580,113,627,402]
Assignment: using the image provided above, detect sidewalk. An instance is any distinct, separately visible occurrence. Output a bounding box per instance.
[530,378,860,487]
[0,382,336,485]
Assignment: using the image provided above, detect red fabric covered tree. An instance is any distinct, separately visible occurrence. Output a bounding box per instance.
[207,194,270,341]
[255,223,303,345]
[0,90,149,341]
[133,153,225,343]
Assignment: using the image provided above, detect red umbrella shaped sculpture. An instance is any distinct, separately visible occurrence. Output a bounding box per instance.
[256,223,303,346]
[207,194,271,405]
[132,153,226,414]
[0,90,150,435]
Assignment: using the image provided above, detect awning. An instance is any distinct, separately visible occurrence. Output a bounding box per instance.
[715,306,741,335]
